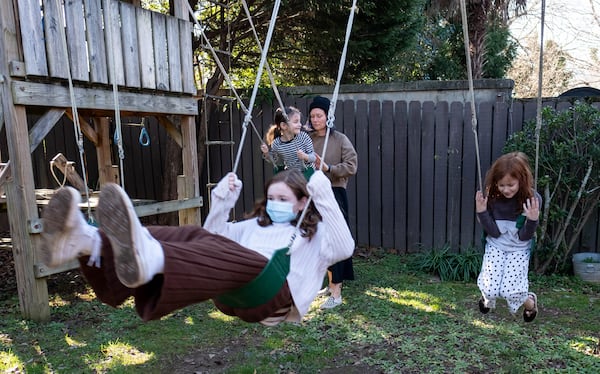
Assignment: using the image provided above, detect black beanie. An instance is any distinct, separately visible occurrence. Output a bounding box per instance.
[309,96,330,115]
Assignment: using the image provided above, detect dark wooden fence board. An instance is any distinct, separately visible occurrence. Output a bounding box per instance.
[368,100,382,247]
[420,101,435,250]
[478,101,493,186]
[381,101,395,248]
[393,101,408,251]
[492,102,509,158]
[342,100,358,238]
[407,101,422,251]
[446,102,465,250]
[433,101,449,249]
[354,100,370,246]
[460,104,477,249]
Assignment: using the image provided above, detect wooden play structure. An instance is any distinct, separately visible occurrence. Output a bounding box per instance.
[0,0,201,321]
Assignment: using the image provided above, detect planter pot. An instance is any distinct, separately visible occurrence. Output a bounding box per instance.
[573,252,600,283]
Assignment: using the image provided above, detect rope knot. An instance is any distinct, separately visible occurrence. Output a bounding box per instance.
[242,112,252,129]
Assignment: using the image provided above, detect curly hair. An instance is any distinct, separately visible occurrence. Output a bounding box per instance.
[247,169,321,239]
[485,151,534,211]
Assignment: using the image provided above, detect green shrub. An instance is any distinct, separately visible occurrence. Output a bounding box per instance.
[504,101,600,274]
[411,244,482,282]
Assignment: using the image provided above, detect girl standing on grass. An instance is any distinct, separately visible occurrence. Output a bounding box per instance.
[261,106,316,176]
[475,151,541,322]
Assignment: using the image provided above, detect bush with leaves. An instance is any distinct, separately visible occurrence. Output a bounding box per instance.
[504,101,600,274]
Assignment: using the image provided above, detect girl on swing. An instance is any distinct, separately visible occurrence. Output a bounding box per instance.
[475,151,541,322]
[40,169,354,325]
[260,106,316,176]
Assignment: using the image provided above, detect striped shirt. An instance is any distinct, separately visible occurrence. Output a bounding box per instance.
[269,131,316,171]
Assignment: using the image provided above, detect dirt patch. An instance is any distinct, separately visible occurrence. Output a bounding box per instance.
[162,341,386,374]
[0,248,87,302]
[0,248,17,300]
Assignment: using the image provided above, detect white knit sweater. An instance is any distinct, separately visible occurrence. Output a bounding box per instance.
[203,170,355,322]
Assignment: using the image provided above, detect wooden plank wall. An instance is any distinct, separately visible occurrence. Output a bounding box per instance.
[0,115,167,203]
[15,0,194,94]
[2,98,598,254]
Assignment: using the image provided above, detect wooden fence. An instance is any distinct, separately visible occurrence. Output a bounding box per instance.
[3,97,599,253]
[206,96,600,254]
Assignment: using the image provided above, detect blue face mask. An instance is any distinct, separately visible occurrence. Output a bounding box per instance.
[266,200,297,223]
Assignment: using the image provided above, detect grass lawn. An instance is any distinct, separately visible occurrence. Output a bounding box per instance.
[1,249,599,373]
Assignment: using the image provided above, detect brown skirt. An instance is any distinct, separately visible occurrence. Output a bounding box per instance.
[78,225,292,323]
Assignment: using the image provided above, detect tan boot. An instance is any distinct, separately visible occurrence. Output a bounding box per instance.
[41,187,100,267]
[97,183,164,288]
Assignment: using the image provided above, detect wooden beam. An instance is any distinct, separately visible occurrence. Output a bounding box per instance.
[49,153,87,192]
[65,110,99,146]
[135,196,202,218]
[1,0,50,321]
[28,108,65,152]
[156,115,183,147]
[12,81,198,115]
[179,115,200,225]
[94,117,118,186]
[0,93,4,131]
[0,162,11,197]
[0,98,50,320]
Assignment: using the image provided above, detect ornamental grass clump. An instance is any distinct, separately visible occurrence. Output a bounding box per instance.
[411,243,482,282]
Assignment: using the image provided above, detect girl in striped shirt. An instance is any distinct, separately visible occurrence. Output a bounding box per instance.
[261,106,316,174]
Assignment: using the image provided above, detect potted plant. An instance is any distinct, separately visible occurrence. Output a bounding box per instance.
[572,252,600,283]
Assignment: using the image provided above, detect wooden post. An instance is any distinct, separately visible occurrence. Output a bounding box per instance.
[179,115,200,225]
[172,1,200,225]
[1,1,49,321]
[94,117,118,186]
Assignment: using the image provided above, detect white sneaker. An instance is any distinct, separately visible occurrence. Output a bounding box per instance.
[320,296,342,309]
[41,187,99,267]
[97,183,164,288]
[316,287,331,297]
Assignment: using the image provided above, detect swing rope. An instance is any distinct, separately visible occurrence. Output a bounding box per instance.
[232,0,283,174]
[239,0,296,168]
[215,0,357,309]
[534,0,546,191]
[105,0,126,189]
[289,0,358,251]
[55,0,93,221]
[240,0,287,115]
[459,0,483,194]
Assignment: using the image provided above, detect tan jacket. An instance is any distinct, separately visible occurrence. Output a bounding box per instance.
[310,130,358,188]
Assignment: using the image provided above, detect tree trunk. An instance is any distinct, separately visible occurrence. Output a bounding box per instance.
[467,1,488,79]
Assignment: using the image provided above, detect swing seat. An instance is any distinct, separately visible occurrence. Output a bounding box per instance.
[273,165,315,180]
[216,247,290,309]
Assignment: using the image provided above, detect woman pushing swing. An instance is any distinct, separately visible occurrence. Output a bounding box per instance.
[40,169,354,325]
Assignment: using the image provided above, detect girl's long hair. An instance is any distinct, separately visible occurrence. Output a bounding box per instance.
[247,169,321,239]
[485,151,534,212]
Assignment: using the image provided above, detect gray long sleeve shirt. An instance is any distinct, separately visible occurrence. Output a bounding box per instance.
[477,192,542,252]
